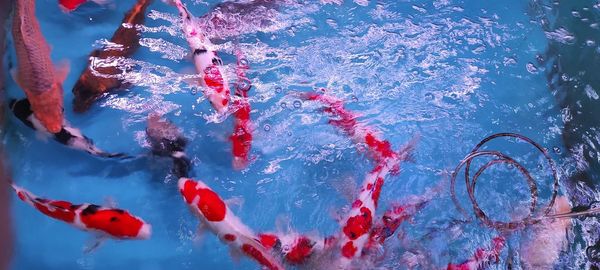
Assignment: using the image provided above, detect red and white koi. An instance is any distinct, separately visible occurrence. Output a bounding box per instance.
[230,51,253,170]
[58,0,110,12]
[166,0,231,113]
[446,236,506,270]
[302,91,415,268]
[178,178,285,270]
[335,163,391,268]
[258,232,337,265]
[10,183,151,243]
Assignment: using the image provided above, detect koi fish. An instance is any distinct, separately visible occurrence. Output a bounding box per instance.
[146,114,191,178]
[166,0,231,113]
[446,236,506,270]
[301,91,413,174]
[258,233,337,265]
[10,183,151,250]
[72,0,153,112]
[519,196,572,269]
[178,178,285,270]
[230,51,253,170]
[12,0,69,133]
[336,163,392,268]
[9,99,129,159]
[302,91,416,268]
[58,0,110,12]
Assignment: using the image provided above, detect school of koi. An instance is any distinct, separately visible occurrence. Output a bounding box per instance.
[4,0,600,269]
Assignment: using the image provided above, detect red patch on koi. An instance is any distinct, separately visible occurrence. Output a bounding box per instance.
[352,200,363,208]
[341,241,357,258]
[180,179,227,222]
[258,233,279,250]
[80,209,144,238]
[372,177,384,207]
[34,200,76,223]
[343,207,373,240]
[223,234,236,242]
[286,237,314,264]
[365,133,395,159]
[196,188,227,222]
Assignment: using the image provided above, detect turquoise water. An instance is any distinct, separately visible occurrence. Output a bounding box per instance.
[2,0,584,269]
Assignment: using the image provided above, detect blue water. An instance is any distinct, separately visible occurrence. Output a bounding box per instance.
[2,0,579,269]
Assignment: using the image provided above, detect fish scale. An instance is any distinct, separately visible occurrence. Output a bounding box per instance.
[12,0,55,93]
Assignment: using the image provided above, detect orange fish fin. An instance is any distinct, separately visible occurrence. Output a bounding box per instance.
[54,60,71,83]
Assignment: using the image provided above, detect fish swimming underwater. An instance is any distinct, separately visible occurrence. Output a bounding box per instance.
[146,114,191,178]
[72,0,153,112]
[446,236,506,270]
[519,196,572,269]
[230,52,253,170]
[302,91,416,268]
[9,99,129,159]
[166,0,231,113]
[302,91,414,174]
[58,0,110,12]
[178,177,285,270]
[10,183,151,251]
[12,0,69,133]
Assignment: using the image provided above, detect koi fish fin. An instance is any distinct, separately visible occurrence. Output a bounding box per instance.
[84,235,108,254]
[229,247,243,264]
[225,196,244,212]
[10,68,26,91]
[192,223,206,245]
[54,60,71,83]
[103,197,118,208]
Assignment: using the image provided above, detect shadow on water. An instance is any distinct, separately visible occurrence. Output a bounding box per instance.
[533,0,600,267]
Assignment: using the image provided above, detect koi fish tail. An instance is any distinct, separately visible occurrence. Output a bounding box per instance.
[9,184,36,208]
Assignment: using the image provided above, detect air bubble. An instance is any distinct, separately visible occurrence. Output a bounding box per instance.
[553,146,561,154]
[351,95,358,102]
[424,92,434,100]
[236,81,251,92]
[280,102,287,109]
[275,86,282,93]
[293,100,302,108]
[239,58,249,66]
[264,124,271,131]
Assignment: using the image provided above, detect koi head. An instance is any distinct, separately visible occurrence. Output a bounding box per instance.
[79,205,152,239]
[178,178,227,222]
